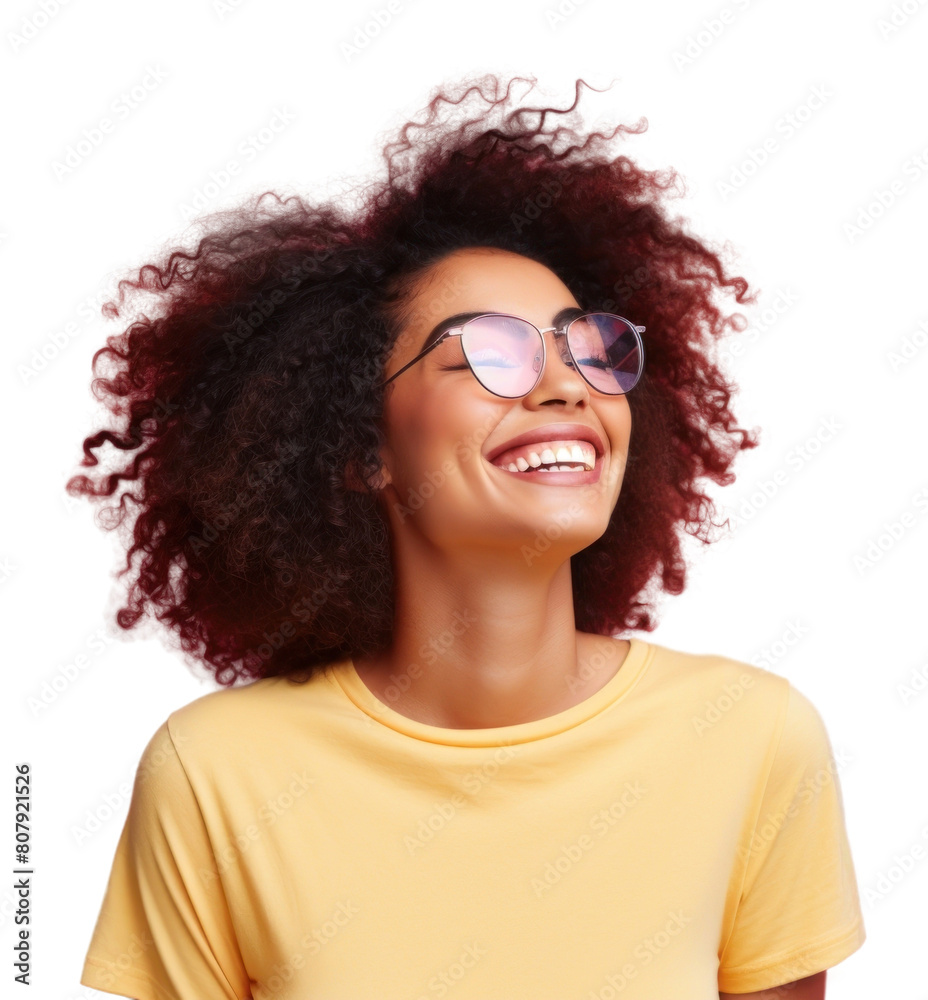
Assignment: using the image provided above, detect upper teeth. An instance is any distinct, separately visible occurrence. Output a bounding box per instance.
[501,443,596,473]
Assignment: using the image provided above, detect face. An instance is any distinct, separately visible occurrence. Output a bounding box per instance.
[375,247,633,559]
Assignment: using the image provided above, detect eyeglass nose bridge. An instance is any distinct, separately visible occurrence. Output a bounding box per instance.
[531,324,581,383]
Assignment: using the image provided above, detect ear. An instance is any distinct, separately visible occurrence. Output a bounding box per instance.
[344,450,393,493]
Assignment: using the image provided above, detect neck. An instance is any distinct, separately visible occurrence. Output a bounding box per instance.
[353,541,627,729]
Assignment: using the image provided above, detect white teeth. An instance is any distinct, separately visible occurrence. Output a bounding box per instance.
[505,463,587,473]
[497,441,596,472]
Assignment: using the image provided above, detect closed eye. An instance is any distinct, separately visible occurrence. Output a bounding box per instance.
[466,347,522,369]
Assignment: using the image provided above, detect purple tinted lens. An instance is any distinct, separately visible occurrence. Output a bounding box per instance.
[461,316,540,397]
[567,314,642,393]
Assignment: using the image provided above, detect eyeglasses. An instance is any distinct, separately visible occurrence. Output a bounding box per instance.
[382,311,646,398]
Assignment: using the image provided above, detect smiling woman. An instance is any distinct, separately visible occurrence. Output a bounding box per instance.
[352,246,641,727]
[68,74,866,998]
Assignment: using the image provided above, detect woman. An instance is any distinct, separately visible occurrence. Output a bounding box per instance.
[73,76,865,999]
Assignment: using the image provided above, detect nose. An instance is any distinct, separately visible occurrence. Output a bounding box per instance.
[528,327,590,400]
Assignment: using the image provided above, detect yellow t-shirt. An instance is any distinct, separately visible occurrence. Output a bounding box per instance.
[80,637,866,999]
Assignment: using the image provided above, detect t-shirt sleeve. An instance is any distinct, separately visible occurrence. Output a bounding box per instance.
[80,717,252,1000]
[717,682,866,992]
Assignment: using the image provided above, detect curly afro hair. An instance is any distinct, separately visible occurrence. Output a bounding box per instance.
[65,74,760,686]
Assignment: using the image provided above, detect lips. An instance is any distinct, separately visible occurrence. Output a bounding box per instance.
[484,423,605,467]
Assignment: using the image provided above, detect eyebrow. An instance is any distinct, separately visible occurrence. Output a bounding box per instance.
[419,306,586,352]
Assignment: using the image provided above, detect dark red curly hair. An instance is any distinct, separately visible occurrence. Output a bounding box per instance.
[66,74,759,686]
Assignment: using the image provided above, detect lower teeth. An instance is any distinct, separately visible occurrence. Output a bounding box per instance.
[530,464,585,472]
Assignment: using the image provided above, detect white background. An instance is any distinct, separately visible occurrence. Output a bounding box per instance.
[3,0,926,995]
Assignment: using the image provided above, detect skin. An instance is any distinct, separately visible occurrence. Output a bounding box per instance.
[353,247,831,998]
[719,969,826,999]
[353,245,632,729]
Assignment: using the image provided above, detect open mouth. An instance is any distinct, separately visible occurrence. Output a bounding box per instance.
[489,440,599,475]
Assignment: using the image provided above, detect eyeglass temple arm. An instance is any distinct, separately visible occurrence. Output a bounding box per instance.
[382,330,460,385]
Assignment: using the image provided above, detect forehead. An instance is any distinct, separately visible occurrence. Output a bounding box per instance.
[400,247,575,329]
[383,249,583,375]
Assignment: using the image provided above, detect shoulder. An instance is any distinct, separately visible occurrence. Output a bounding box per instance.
[642,637,790,706]
[653,639,839,778]
[639,639,836,758]
[140,668,339,777]
[165,674,293,738]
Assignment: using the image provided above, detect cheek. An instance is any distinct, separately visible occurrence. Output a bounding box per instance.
[606,400,632,445]
[385,388,500,486]
[382,396,460,485]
